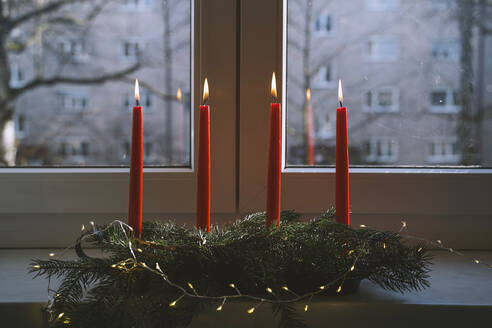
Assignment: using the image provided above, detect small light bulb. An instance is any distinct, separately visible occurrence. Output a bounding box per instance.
[266,287,273,293]
[350,265,355,272]
[304,304,309,312]
[111,264,117,268]
[348,250,355,256]
[216,305,223,311]
[282,286,289,291]
[140,262,148,268]
[49,253,55,257]
[417,247,423,252]
[57,312,65,319]
[360,224,367,228]
[156,263,162,272]
[229,283,235,288]
[247,307,255,314]
[188,282,194,290]
[137,248,143,253]
[33,264,41,269]
[474,259,480,264]
[81,224,85,231]
[63,320,70,324]
[436,240,442,245]
[383,243,386,249]
[401,221,407,228]
[336,286,342,293]
[169,300,177,307]
[319,286,325,290]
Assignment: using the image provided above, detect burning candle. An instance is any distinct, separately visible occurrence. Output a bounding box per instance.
[196,78,210,232]
[335,80,349,226]
[305,88,315,165]
[176,88,185,164]
[266,72,281,228]
[128,79,143,237]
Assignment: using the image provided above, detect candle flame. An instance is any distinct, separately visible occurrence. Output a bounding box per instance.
[338,80,343,105]
[203,78,209,104]
[306,88,311,102]
[134,79,140,103]
[177,88,182,101]
[271,72,278,99]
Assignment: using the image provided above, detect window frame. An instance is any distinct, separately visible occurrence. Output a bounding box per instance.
[238,0,492,249]
[0,0,239,249]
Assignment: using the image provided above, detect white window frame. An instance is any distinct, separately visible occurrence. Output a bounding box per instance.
[364,35,400,62]
[238,0,492,251]
[430,40,460,62]
[0,0,239,248]
[363,87,399,112]
[429,88,460,113]
[427,137,461,164]
[365,0,400,11]
[312,63,336,89]
[57,90,89,112]
[312,13,335,37]
[58,39,88,63]
[366,137,399,164]
[14,113,27,139]
[9,63,26,88]
[123,90,154,112]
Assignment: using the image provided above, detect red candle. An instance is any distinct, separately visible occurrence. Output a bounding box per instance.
[196,78,210,232]
[305,88,315,165]
[335,80,349,226]
[176,88,185,164]
[128,79,143,237]
[266,72,281,228]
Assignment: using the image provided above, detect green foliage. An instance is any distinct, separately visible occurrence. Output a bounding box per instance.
[31,210,431,328]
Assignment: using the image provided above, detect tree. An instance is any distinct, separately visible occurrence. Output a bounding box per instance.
[0,0,140,165]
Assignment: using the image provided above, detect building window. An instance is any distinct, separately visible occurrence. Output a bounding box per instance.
[58,39,87,62]
[363,88,399,112]
[57,92,89,112]
[123,90,153,110]
[9,64,25,88]
[122,41,140,60]
[121,0,152,11]
[144,142,153,160]
[431,40,460,61]
[427,138,461,164]
[365,36,400,61]
[313,14,333,36]
[15,114,27,138]
[58,138,90,157]
[429,89,460,113]
[366,137,398,163]
[365,0,400,11]
[312,64,335,88]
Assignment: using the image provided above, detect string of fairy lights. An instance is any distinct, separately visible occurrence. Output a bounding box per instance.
[33,219,492,325]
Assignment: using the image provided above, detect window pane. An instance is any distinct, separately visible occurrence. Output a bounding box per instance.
[286,0,492,166]
[7,0,191,167]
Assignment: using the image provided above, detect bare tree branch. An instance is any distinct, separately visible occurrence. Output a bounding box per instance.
[9,0,79,29]
[11,62,141,99]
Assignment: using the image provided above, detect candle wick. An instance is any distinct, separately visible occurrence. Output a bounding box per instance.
[136,99,140,107]
[202,98,209,106]
[272,96,278,103]
[339,100,343,108]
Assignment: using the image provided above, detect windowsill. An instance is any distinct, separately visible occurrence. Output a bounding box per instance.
[1,250,491,326]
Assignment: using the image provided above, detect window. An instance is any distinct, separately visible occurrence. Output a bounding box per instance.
[431,40,460,61]
[312,64,335,88]
[123,90,153,110]
[57,91,89,112]
[366,137,398,163]
[363,89,399,112]
[122,41,141,60]
[144,142,154,162]
[429,89,460,113]
[121,0,152,11]
[9,64,25,88]
[14,114,27,138]
[365,36,400,61]
[57,138,90,160]
[366,0,400,11]
[58,39,87,63]
[427,138,461,164]
[313,14,333,36]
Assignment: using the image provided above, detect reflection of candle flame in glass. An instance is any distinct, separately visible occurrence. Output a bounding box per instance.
[134,79,140,103]
[203,78,209,104]
[306,88,311,102]
[177,88,182,102]
[338,80,343,105]
[271,72,278,99]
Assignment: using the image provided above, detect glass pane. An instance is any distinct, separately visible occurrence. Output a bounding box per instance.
[6,0,191,167]
[286,0,492,167]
